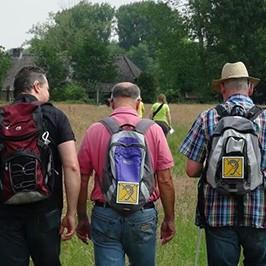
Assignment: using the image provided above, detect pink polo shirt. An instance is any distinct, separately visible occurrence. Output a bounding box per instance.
[78,106,174,202]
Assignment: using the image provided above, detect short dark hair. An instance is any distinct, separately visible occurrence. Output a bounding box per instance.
[111,83,140,100]
[13,66,47,98]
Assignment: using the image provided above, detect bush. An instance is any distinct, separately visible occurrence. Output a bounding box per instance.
[52,83,87,102]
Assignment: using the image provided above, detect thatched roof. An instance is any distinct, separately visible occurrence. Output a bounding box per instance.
[1,49,142,103]
[94,55,142,94]
[114,55,142,82]
[2,51,141,92]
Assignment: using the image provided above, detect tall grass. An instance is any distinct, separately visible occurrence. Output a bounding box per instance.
[56,103,212,266]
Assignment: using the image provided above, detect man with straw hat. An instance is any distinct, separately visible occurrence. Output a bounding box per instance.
[212,61,260,92]
[179,61,266,266]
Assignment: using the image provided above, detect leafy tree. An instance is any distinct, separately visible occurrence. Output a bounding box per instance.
[136,72,158,103]
[157,38,202,101]
[0,47,11,89]
[52,82,87,102]
[126,42,155,74]
[29,1,116,97]
[30,37,70,90]
[116,2,154,49]
[184,0,266,100]
[116,1,161,82]
[70,32,117,93]
[116,1,200,101]
[108,41,125,57]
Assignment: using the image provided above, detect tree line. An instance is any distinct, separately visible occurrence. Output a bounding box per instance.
[1,0,266,103]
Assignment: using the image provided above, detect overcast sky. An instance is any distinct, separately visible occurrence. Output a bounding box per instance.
[0,0,140,50]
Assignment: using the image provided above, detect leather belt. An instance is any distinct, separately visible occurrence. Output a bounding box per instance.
[94,201,155,209]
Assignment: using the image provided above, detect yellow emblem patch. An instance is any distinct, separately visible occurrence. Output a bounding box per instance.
[116,181,139,205]
[222,156,244,179]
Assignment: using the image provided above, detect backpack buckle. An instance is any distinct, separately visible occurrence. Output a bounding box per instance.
[42,131,50,145]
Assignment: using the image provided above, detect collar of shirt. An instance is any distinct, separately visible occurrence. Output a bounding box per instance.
[225,94,254,107]
[110,106,139,117]
[14,94,38,103]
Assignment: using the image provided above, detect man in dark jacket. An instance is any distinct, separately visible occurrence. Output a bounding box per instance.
[0,66,80,266]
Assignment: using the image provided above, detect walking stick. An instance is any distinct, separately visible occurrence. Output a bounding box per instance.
[194,227,203,266]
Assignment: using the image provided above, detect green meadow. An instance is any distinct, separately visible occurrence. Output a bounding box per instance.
[54,103,211,266]
[28,103,214,266]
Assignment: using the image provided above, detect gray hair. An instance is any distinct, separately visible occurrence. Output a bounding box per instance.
[223,78,249,90]
[111,82,141,100]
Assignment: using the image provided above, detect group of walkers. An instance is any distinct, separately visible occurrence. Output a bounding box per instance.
[0,61,265,266]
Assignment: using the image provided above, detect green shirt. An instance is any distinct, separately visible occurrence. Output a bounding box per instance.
[151,102,170,125]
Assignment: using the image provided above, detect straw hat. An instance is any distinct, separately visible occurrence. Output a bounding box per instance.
[212,61,260,91]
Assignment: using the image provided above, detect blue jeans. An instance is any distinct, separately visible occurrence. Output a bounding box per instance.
[205,226,266,266]
[0,209,61,266]
[91,205,158,266]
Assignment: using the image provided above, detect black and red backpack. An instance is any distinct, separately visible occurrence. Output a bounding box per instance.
[0,101,55,204]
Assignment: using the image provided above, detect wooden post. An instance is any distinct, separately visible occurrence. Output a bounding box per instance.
[96,87,99,105]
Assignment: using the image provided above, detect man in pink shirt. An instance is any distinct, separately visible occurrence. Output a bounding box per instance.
[76,82,175,266]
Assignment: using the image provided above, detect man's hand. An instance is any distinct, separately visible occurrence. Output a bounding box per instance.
[157,168,176,245]
[60,214,76,241]
[160,218,176,245]
[76,216,91,245]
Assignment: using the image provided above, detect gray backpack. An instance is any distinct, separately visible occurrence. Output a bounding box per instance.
[205,104,263,195]
[100,117,155,213]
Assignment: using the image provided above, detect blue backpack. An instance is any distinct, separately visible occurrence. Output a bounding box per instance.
[100,117,155,213]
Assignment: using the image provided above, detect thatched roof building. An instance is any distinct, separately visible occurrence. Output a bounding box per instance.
[114,55,142,82]
[1,48,35,101]
[1,49,142,103]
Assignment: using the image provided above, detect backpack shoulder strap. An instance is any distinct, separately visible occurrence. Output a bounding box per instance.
[33,103,44,129]
[152,103,164,119]
[0,105,6,124]
[215,104,263,120]
[100,117,120,134]
[101,117,154,135]
[135,119,155,134]
[246,105,263,120]
[215,104,230,117]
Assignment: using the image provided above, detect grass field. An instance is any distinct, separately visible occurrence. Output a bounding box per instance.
[55,103,214,266]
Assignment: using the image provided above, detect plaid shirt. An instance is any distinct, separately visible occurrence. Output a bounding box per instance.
[180,94,266,228]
